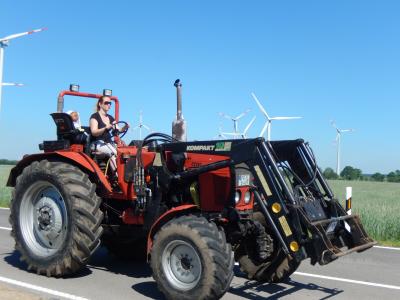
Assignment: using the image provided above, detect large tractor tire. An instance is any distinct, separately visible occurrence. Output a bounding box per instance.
[9,160,103,277]
[150,215,234,300]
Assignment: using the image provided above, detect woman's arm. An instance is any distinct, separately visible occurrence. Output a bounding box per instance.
[90,118,112,137]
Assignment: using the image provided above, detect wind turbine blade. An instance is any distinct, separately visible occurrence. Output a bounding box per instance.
[340,129,354,133]
[221,132,237,136]
[142,124,151,131]
[330,120,338,130]
[219,112,232,120]
[260,122,269,137]
[271,116,302,120]
[251,92,270,119]
[1,82,24,86]
[0,27,47,42]
[244,116,256,134]
[235,108,251,120]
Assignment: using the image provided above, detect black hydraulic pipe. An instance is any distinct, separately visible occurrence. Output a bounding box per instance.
[261,142,297,205]
[172,159,233,181]
[301,143,334,198]
[253,190,290,254]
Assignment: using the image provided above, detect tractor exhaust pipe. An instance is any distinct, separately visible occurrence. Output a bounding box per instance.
[172,79,187,142]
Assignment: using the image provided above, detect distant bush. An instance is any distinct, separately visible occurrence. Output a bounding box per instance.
[371,172,385,182]
[0,159,18,165]
[340,166,362,180]
[323,167,338,179]
[387,170,400,183]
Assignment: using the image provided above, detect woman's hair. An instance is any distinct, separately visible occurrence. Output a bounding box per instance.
[96,96,110,111]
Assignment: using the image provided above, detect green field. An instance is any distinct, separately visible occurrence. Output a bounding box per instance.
[0,165,13,208]
[328,179,400,246]
[0,165,399,245]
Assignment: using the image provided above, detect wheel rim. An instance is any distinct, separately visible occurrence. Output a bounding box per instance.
[161,240,202,291]
[19,181,68,257]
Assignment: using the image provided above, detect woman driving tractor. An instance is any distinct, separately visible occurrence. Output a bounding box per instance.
[90,96,129,174]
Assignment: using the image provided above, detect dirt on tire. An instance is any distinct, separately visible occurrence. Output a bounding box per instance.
[9,160,103,277]
[150,215,234,300]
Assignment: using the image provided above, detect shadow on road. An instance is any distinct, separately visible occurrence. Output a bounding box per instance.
[3,250,92,278]
[229,266,343,299]
[131,282,165,299]
[87,246,152,278]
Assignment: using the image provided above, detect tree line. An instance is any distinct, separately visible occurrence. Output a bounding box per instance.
[323,166,400,182]
[0,159,18,165]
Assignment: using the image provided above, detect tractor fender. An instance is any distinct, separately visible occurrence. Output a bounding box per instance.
[7,152,112,192]
[147,204,199,257]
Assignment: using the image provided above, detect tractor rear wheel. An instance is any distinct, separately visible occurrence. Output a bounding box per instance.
[9,160,103,276]
[150,215,234,300]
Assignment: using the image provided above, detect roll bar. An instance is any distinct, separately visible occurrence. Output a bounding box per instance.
[56,90,120,122]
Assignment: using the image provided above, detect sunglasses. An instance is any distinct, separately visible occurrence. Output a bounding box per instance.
[103,101,112,106]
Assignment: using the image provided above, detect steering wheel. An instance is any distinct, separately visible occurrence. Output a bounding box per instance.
[112,121,129,138]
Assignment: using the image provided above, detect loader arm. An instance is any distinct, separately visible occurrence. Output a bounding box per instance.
[161,137,376,265]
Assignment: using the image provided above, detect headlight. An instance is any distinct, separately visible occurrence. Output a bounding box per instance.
[235,191,241,203]
[69,84,80,92]
[103,89,112,96]
[244,191,251,204]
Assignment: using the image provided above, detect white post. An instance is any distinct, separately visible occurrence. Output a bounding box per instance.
[345,186,352,215]
[336,134,341,176]
[0,45,4,113]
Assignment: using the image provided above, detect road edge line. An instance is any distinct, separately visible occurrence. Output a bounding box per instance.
[294,271,400,290]
[0,275,89,300]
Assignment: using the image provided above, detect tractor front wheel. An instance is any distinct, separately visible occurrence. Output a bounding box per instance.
[150,215,234,300]
[9,160,103,276]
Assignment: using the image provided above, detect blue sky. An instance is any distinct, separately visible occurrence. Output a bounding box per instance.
[0,0,399,174]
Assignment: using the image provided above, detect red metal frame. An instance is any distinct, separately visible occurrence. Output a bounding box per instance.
[57,90,120,122]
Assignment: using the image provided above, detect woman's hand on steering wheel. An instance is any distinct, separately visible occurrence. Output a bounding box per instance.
[112,121,129,138]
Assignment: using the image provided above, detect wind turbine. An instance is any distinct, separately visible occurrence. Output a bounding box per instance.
[219,108,251,139]
[331,120,354,176]
[251,92,302,141]
[1,82,24,87]
[222,116,256,139]
[133,110,152,139]
[0,28,46,112]
[213,122,227,140]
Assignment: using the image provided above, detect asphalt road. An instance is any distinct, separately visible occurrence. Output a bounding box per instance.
[0,208,399,300]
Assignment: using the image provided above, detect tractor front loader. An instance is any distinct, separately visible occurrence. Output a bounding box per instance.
[7,81,375,300]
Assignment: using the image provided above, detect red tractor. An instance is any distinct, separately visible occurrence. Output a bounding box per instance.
[7,81,375,300]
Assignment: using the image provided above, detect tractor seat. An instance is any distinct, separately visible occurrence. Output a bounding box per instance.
[50,112,90,146]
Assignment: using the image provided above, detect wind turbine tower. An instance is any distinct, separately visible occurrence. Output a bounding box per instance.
[219,109,251,139]
[221,116,256,139]
[0,28,46,112]
[251,92,302,141]
[133,110,152,139]
[331,121,354,176]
